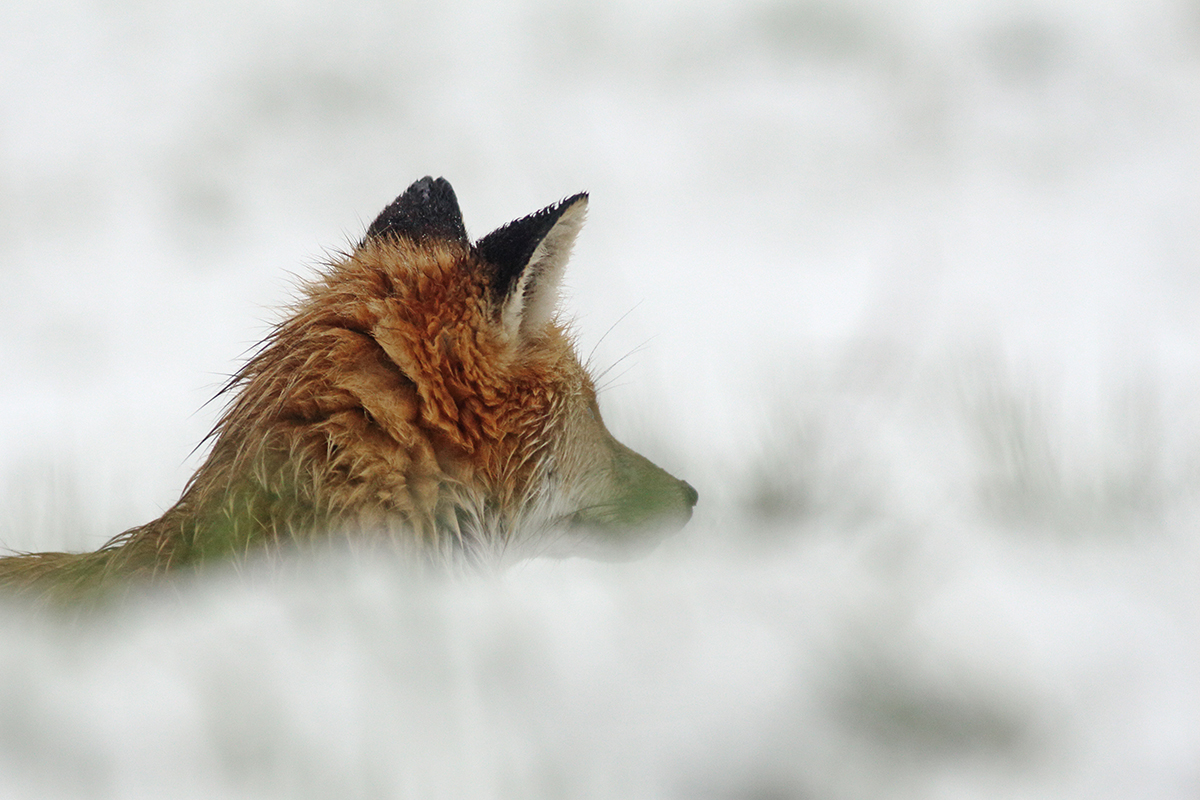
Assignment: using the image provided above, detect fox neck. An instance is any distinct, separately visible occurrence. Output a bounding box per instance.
[107,427,546,574]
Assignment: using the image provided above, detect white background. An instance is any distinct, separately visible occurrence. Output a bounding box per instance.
[1,0,1199,797]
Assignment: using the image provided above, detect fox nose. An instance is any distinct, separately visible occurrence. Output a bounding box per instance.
[680,480,699,508]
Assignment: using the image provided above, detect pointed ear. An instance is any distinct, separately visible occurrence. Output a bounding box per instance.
[363,176,468,245]
[475,193,588,340]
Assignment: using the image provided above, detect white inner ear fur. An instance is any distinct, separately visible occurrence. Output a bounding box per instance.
[501,197,588,342]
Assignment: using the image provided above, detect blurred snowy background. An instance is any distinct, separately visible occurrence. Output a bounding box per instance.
[2,0,1200,797]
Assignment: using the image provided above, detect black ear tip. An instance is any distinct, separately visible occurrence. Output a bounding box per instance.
[407,176,452,201]
[363,176,468,245]
[473,190,590,302]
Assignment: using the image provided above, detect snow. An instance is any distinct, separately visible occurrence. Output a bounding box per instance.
[2,0,1199,797]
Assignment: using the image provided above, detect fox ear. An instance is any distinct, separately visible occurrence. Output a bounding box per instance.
[364,176,469,245]
[475,193,588,340]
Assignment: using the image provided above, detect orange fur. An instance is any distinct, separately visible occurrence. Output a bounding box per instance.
[0,179,697,606]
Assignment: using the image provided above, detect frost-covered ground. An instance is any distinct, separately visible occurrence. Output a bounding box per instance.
[2,0,1200,797]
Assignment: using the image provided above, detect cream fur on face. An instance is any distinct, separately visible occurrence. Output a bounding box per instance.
[0,177,696,606]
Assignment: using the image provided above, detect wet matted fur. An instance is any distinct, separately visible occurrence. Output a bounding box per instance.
[0,177,697,607]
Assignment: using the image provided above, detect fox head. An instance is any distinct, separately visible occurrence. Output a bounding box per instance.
[201,177,696,565]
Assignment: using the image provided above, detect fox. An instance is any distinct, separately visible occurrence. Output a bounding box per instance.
[0,176,697,605]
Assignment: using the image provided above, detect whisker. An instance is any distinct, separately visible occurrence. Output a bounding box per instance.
[586,302,643,372]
